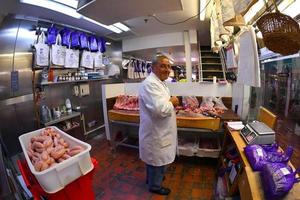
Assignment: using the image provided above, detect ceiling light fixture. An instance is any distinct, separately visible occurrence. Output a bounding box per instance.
[199,0,207,21]
[82,16,122,33]
[279,0,299,18]
[20,0,123,34]
[244,0,265,24]
[52,0,78,9]
[20,0,81,18]
[112,22,130,32]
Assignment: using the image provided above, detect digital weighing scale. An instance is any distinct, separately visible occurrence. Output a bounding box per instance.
[240,121,275,145]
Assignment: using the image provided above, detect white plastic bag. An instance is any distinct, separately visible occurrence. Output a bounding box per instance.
[93,51,103,69]
[81,50,93,69]
[65,45,79,68]
[51,34,66,66]
[34,32,49,66]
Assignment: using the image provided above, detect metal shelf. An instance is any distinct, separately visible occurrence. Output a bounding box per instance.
[202,63,222,65]
[39,78,111,86]
[43,112,81,126]
[202,70,224,72]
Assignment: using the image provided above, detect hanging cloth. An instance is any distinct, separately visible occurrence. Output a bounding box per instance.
[51,34,66,66]
[226,44,237,69]
[237,26,261,87]
[34,31,49,67]
[65,43,79,68]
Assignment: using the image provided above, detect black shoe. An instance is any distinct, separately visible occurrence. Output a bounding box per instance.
[149,187,171,195]
[146,176,166,184]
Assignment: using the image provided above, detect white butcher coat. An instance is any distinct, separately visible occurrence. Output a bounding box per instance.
[138,72,177,166]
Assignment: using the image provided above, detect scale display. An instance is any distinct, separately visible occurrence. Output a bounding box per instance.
[240,121,275,145]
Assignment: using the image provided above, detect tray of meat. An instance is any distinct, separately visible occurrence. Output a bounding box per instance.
[196,137,221,158]
[19,126,93,193]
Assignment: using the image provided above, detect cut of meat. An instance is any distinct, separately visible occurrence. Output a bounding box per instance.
[182,96,199,109]
[113,95,139,111]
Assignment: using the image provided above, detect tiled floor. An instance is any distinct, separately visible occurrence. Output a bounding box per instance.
[86,114,300,200]
[88,134,217,200]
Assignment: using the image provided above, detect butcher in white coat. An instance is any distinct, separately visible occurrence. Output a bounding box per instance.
[139,55,179,195]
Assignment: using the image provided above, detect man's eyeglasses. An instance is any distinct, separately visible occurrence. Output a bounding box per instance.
[159,64,171,70]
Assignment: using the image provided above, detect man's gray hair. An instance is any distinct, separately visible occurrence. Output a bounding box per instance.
[151,55,169,66]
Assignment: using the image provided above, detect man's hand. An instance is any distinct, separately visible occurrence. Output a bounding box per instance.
[170,96,179,107]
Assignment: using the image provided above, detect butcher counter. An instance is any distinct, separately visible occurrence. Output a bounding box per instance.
[106,96,240,154]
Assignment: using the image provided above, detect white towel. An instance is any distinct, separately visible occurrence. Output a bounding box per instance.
[226,45,237,69]
[237,26,261,87]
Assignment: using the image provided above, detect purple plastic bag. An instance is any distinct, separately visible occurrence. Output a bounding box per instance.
[79,32,88,50]
[261,143,279,152]
[244,145,267,171]
[244,145,293,171]
[70,31,80,49]
[89,36,98,52]
[261,163,300,200]
[47,25,58,45]
[98,37,106,53]
[60,28,71,47]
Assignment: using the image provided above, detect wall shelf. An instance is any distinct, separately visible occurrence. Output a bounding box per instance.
[38,78,111,86]
[43,112,81,126]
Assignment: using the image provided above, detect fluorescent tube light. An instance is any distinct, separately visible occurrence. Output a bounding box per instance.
[20,0,123,34]
[199,0,207,21]
[112,22,130,32]
[52,0,78,9]
[280,0,300,18]
[82,16,122,33]
[244,0,265,24]
[20,0,81,18]
[107,25,123,34]
[105,42,111,45]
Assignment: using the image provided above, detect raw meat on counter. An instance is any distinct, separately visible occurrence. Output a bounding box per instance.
[182,96,199,109]
[113,95,139,111]
[27,127,84,172]
[176,109,205,118]
[176,96,228,117]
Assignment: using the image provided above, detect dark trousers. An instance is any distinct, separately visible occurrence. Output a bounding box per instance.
[146,164,166,190]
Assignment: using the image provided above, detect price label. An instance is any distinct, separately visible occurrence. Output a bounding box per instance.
[256,148,263,157]
[280,167,290,175]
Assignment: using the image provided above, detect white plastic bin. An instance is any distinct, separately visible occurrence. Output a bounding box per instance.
[196,137,221,158]
[19,126,93,193]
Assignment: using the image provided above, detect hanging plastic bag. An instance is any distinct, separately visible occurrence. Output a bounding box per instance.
[98,37,106,53]
[70,31,80,49]
[80,43,93,69]
[34,31,49,67]
[47,24,58,45]
[89,36,98,52]
[79,32,88,50]
[261,163,300,200]
[93,51,103,69]
[60,28,71,47]
[65,44,79,68]
[51,34,66,66]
